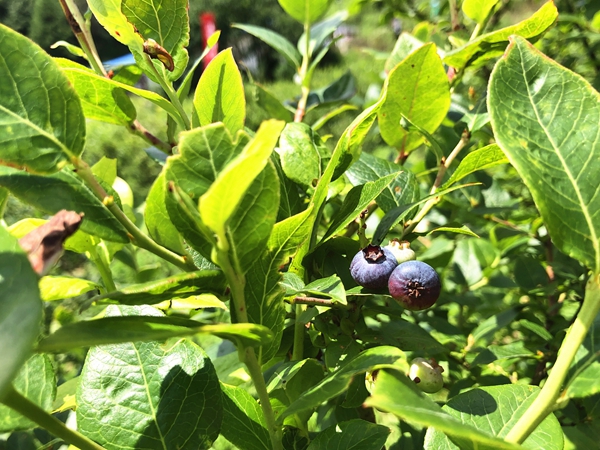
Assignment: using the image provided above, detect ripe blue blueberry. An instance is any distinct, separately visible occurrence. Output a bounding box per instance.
[350,244,398,291]
[388,260,441,310]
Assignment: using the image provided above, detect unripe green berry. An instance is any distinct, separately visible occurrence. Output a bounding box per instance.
[408,357,444,393]
[385,239,416,264]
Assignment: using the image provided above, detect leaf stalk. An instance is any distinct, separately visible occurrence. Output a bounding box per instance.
[505,272,600,443]
[1,385,107,450]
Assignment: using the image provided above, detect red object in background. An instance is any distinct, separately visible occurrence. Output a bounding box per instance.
[200,12,218,69]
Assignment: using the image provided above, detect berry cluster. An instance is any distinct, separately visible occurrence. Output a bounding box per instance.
[349,240,441,311]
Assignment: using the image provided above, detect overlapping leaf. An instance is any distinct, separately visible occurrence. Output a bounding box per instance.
[489,36,600,273]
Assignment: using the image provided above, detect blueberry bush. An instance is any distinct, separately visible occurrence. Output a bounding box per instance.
[0,0,599,449]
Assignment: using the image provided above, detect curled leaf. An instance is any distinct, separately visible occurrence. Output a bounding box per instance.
[143,38,175,71]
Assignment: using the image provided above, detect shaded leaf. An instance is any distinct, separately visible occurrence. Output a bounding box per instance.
[307,419,390,450]
[566,312,600,399]
[365,370,523,450]
[423,385,563,450]
[0,167,129,243]
[77,305,223,450]
[489,35,600,273]
[0,227,42,401]
[0,355,55,432]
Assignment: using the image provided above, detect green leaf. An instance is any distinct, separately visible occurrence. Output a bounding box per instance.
[423,385,563,450]
[365,370,523,450]
[254,84,294,122]
[220,383,272,450]
[58,60,185,128]
[470,307,520,345]
[233,24,301,68]
[76,305,222,450]
[38,311,272,353]
[121,0,189,80]
[144,171,186,254]
[56,58,136,125]
[443,144,507,188]
[286,274,347,305]
[193,48,246,134]
[444,1,558,69]
[90,270,226,305]
[427,225,479,238]
[277,0,332,24]
[278,346,406,423]
[385,32,424,73]
[177,30,221,100]
[200,120,285,241]
[0,167,129,243]
[462,0,500,24]
[91,156,118,186]
[0,24,85,174]
[322,172,400,242]
[346,152,420,213]
[304,71,356,110]
[378,43,450,153]
[297,11,348,58]
[0,227,42,401]
[164,124,250,256]
[246,208,314,363]
[566,312,600,398]
[279,122,330,187]
[0,354,55,432]
[39,276,100,302]
[489,35,600,273]
[307,419,390,450]
[359,317,448,354]
[471,341,536,365]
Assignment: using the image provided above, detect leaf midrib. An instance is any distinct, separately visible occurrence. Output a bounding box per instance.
[518,46,600,271]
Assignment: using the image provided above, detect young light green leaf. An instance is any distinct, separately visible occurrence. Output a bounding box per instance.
[56,58,136,125]
[279,122,330,186]
[220,383,272,450]
[193,48,246,134]
[378,43,450,153]
[385,32,424,73]
[427,225,480,238]
[0,167,129,243]
[277,0,332,24]
[58,60,186,128]
[37,315,272,352]
[442,144,508,189]
[39,276,100,302]
[121,0,190,80]
[0,24,85,174]
[0,227,42,401]
[365,370,523,450]
[89,270,226,306]
[423,385,563,450]
[489,35,600,273]
[279,346,406,423]
[346,152,420,213]
[177,30,221,99]
[200,120,285,241]
[233,23,301,68]
[462,0,500,25]
[307,419,390,450]
[444,1,558,69]
[0,355,55,432]
[322,172,399,242]
[76,306,222,450]
[246,207,314,364]
[145,172,186,254]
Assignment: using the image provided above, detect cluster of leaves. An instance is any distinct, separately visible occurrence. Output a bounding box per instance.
[0,0,599,450]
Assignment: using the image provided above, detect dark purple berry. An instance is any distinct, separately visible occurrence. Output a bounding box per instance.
[388,260,441,310]
[350,244,398,291]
